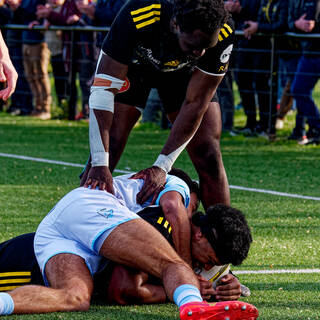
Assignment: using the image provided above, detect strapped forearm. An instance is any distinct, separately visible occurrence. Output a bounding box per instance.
[89,50,125,167]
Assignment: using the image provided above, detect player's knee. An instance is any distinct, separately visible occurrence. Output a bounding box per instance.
[65,288,91,311]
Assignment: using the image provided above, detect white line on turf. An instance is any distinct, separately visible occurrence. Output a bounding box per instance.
[233,269,320,275]
[1,152,319,275]
[1,152,320,201]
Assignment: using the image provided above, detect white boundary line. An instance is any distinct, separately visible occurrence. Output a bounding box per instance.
[233,269,320,275]
[1,152,320,275]
[1,152,320,201]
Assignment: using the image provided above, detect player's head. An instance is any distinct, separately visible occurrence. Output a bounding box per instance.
[172,0,229,56]
[168,168,200,213]
[190,204,252,269]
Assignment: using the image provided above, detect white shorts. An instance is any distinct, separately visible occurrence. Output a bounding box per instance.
[34,187,140,284]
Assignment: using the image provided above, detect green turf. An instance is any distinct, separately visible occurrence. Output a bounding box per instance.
[0,111,319,319]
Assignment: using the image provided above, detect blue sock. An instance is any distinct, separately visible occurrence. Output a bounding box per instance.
[173,284,203,308]
[0,293,14,315]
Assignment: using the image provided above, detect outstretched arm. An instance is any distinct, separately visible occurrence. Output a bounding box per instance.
[159,191,192,266]
[0,31,18,101]
[134,69,223,204]
[84,53,128,193]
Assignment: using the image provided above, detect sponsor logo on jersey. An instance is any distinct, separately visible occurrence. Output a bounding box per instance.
[97,208,114,218]
[220,44,233,64]
[164,60,180,67]
[131,4,161,29]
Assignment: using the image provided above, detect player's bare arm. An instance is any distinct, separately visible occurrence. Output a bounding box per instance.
[159,191,192,266]
[0,31,18,101]
[107,264,167,305]
[84,53,128,192]
[135,69,223,204]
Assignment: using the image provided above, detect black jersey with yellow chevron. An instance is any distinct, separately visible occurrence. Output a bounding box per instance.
[103,0,234,74]
[0,233,44,292]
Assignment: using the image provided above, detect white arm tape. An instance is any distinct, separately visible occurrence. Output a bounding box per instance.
[153,137,193,173]
[89,108,109,167]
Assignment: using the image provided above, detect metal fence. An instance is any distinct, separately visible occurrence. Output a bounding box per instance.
[1,24,320,125]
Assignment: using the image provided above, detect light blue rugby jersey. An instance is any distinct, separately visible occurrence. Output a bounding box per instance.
[112,173,190,213]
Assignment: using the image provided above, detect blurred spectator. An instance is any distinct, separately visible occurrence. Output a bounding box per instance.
[45,0,69,109]
[37,0,95,119]
[11,0,52,120]
[225,0,261,136]
[242,0,288,140]
[76,0,127,49]
[288,0,320,145]
[4,0,34,116]
[276,37,301,131]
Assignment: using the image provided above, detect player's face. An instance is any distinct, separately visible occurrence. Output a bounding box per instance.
[191,232,221,270]
[177,29,220,58]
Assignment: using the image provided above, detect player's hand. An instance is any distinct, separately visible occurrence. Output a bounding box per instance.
[0,56,18,101]
[131,166,166,205]
[84,166,114,194]
[197,275,216,301]
[215,273,241,301]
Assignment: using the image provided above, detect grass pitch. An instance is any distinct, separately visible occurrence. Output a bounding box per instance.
[0,111,319,320]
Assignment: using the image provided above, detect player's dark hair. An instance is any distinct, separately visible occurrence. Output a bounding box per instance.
[192,204,252,266]
[173,0,229,34]
[168,168,200,209]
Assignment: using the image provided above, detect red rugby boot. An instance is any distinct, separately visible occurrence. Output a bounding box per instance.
[179,300,258,320]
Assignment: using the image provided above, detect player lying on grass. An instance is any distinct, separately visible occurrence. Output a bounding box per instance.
[0,204,249,304]
[0,171,258,319]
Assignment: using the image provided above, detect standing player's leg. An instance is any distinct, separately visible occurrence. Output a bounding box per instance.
[186,101,230,208]
[1,253,93,314]
[108,102,142,172]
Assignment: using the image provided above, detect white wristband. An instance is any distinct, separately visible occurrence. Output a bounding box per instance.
[91,151,109,167]
[153,154,173,174]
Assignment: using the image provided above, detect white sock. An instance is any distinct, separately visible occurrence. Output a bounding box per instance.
[0,293,14,315]
[173,284,203,308]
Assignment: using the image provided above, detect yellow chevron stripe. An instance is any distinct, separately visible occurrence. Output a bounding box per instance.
[0,285,23,291]
[0,278,31,285]
[168,226,172,233]
[224,23,233,33]
[218,34,223,41]
[132,10,160,22]
[220,28,229,38]
[157,217,164,224]
[164,220,169,229]
[136,17,160,29]
[131,3,161,15]
[0,271,31,277]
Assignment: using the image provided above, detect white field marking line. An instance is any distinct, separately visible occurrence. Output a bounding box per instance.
[233,269,320,275]
[1,152,320,201]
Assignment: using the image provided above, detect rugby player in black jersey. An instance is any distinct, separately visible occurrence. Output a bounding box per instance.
[82,0,234,211]
[0,205,254,314]
[0,172,257,318]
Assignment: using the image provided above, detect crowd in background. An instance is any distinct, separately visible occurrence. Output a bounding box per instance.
[0,0,319,145]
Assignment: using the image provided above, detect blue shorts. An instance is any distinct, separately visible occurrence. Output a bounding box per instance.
[34,187,140,285]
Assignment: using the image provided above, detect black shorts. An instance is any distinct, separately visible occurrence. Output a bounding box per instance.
[0,233,44,291]
[115,64,219,114]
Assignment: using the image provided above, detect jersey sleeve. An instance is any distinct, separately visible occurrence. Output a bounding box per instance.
[155,175,190,208]
[196,21,235,76]
[101,1,139,65]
